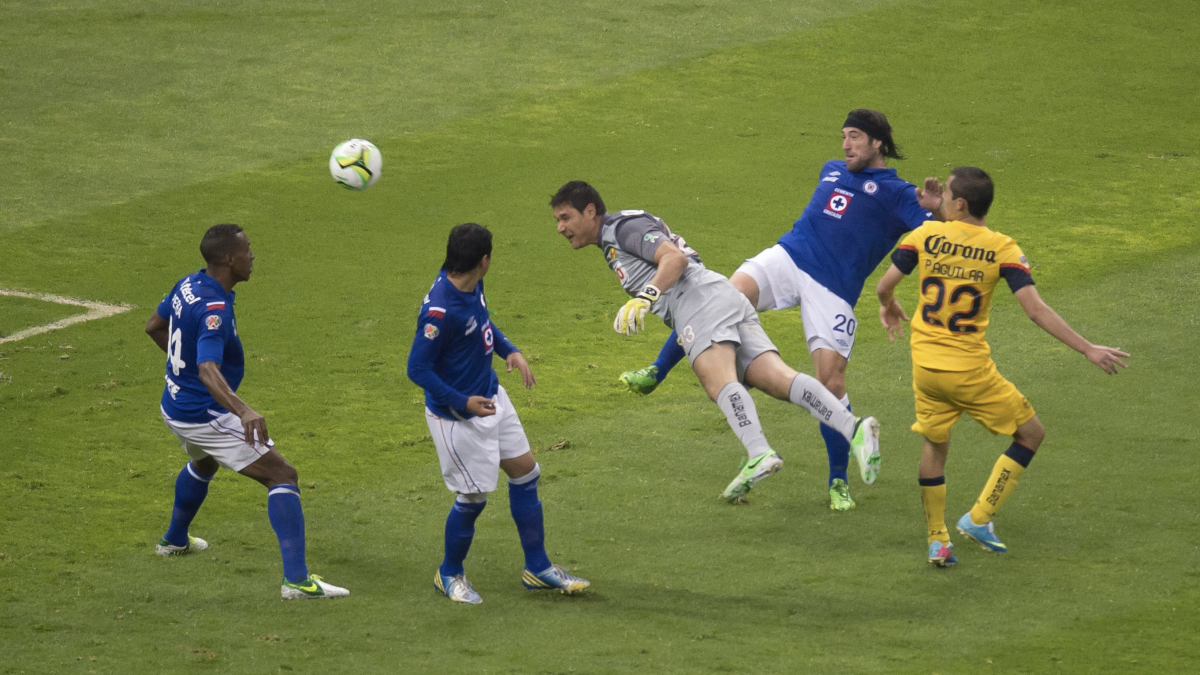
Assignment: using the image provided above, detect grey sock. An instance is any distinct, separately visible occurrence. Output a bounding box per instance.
[716,382,772,459]
[788,373,856,440]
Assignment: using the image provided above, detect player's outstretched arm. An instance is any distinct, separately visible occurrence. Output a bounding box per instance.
[1014,286,1130,374]
[145,312,170,353]
[876,264,911,343]
[198,361,270,444]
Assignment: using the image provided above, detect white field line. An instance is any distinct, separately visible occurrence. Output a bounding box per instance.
[0,289,135,344]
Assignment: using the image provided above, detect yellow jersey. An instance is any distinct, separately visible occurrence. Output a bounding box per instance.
[892,220,1034,371]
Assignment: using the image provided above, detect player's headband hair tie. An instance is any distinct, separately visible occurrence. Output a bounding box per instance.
[843,112,889,141]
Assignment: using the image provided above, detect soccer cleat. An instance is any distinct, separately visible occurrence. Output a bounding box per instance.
[280,574,349,600]
[721,450,784,503]
[850,416,881,485]
[434,570,482,604]
[928,540,957,567]
[155,535,208,557]
[956,512,1007,553]
[619,365,659,395]
[828,478,856,511]
[522,564,590,594]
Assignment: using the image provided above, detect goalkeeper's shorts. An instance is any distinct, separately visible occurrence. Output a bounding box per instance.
[669,268,777,382]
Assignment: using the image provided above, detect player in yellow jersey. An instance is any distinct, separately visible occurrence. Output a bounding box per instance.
[874,167,1128,567]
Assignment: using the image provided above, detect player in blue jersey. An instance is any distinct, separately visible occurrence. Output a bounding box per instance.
[620,109,945,510]
[145,224,348,600]
[407,223,589,605]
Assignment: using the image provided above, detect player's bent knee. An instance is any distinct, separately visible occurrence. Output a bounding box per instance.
[456,492,488,504]
[1014,416,1045,451]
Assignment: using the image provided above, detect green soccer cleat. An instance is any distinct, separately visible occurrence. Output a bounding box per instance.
[280,574,350,600]
[721,450,784,503]
[829,478,856,511]
[619,365,659,395]
[850,416,881,485]
[155,535,208,557]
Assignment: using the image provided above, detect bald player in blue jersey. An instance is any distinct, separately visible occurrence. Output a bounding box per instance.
[621,109,946,510]
[408,223,588,605]
[146,224,348,600]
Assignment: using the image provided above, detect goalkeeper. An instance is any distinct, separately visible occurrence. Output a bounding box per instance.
[551,181,881,502]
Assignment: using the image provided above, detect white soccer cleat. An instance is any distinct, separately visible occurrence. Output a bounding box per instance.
[435,570,483,604]
[155,535,208,557]
[851,416,881,485]
[280,574,350,600]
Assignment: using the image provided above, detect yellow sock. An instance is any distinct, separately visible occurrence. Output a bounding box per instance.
[919,478,949,544]
[969,452,1029,525]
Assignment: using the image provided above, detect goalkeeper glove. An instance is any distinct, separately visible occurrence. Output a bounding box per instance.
[613,284,661,336]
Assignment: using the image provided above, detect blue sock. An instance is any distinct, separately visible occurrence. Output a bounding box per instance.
[163,462,212,546]
[441,498,486,578]
[652,332,686,383]
[267,485,308,584]
[821,399,851,486]
[508,465,552,574]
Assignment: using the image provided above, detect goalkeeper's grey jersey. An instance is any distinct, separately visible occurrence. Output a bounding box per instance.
[597,209,713,327]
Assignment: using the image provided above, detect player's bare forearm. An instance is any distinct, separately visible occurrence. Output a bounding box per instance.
[198,361,252,417]
[145,312,170,353]
[1014,286,1130,373]
[876,265,910,342]
[1015,287,1091,353]
[649,243,688,291]
[199,361,269,443]
[876,265,906,305]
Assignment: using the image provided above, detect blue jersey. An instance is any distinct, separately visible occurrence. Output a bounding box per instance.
[156,270,244,423]
[407,271,518,420]
[777,160,933,306]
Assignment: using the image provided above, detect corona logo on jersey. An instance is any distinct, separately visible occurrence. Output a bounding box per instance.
[923,234,998,263]
[205,315,222,330]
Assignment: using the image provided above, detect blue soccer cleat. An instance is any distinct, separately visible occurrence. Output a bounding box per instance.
[521,564,590,594]
[927,540,957,567]
[956,512,1007,553]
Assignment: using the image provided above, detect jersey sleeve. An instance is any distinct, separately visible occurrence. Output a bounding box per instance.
[614,218,669,264]
[894,184,935,230]
[406,304,470,413]
[194,302,232,365]
[490,321,518,359]
[156,292,172,319]
[891,228,923,275]
[998,239,1035,293]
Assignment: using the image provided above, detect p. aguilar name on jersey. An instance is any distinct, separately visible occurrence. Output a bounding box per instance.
[892,220,1034,371]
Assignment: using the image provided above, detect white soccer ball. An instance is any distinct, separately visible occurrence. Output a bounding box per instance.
[329,139,382,190]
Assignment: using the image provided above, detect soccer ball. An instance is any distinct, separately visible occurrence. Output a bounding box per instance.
[329,139,382,190]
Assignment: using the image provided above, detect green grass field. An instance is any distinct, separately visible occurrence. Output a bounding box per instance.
[2,0,1198,672]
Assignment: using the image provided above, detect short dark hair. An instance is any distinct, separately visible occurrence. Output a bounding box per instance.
[443,222,493,274]
[949,167,995,218]
[550,181,606,216]
[200,224,245,264]
[844,108,904,160]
